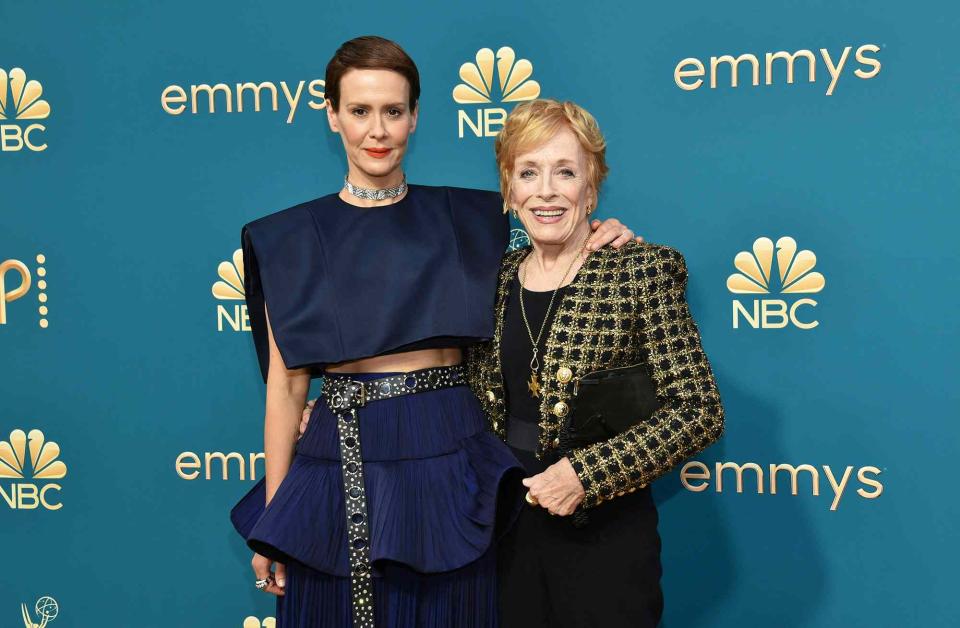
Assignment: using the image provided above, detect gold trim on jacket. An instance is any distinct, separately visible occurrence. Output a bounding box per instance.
[467,240,724,509]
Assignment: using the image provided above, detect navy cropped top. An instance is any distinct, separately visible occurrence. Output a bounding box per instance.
[241,184,509,382]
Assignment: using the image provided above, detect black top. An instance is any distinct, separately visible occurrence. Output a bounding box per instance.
[500,273,570,422]
[240,184,509,382]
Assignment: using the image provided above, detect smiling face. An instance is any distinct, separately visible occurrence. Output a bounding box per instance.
[509,126,596,248]
[326,68,418,188]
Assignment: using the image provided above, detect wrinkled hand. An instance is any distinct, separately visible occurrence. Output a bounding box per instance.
[298,398,316,440]
[588,217,644,251]
[522,457,585,516]
[251,552,285,596]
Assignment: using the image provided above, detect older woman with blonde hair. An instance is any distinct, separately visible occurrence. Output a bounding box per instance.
[466,99,724,627]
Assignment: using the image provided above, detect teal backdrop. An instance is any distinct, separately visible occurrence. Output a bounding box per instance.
[1,1,956,626]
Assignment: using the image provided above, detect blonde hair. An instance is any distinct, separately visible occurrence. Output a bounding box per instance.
[494,98,609,213]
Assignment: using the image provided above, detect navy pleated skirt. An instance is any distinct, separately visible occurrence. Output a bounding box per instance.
[230,373,524,627]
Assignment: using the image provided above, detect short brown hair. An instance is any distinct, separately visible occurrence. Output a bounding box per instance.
[494,99,609,213]
[324,36,420,111]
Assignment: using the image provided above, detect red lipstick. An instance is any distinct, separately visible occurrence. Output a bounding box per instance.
[364,148,392,159]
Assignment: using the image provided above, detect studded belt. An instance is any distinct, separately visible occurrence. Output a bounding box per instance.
[320,364,467,627]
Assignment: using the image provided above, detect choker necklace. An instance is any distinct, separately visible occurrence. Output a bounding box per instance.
[343,174,407,201]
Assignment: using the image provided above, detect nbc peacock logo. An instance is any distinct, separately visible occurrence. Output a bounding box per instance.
[453,47,541,138]
[212,248,250,332]
[1,68,50,152]
[727,236,825,329]
[0,429,67,511]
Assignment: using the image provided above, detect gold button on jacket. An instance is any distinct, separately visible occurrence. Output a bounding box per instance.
[465,242,724,510]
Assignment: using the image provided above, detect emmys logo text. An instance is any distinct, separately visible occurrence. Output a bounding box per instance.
[674,43,881,95]
[161,78,325,124]
[0,429,67,511]
[212,249,249,332]
[726,236,825,330]
[176,450,264,481]
[1,254,51,328]
[1,68,50,152]
[21,595,59,627]
[452,47,541,138]
[680,460,883,511]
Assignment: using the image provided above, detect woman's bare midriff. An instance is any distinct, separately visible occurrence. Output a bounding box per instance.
[324,347,464,374]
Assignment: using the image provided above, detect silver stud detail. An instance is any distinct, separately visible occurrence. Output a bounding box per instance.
[319,363,468,627]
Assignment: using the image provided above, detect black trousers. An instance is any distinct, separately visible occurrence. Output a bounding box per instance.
[498,447,664,628]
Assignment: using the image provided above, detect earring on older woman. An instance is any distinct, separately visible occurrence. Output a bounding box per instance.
[512,208,519,220]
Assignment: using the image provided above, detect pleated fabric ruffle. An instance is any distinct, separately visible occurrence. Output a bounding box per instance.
[276,547,499,627]
[230,378,524,578]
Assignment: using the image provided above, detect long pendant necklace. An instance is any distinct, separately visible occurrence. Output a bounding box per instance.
[518,231,592,398]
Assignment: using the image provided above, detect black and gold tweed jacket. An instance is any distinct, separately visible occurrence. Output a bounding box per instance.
[467,241,724,509]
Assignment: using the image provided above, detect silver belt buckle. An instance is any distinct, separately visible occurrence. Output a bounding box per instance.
[328,379,366,411]
[352,380,367,408]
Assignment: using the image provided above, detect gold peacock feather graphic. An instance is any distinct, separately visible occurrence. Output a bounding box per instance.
[726,236,825,294]
[0,68,51,121]
[0,429,67,480]
[452,47,541,104]
[212,249,245,300]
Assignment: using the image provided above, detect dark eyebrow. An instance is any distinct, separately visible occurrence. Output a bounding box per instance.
[343,102,407,109]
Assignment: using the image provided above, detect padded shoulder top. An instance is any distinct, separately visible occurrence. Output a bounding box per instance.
[241,184,508,382]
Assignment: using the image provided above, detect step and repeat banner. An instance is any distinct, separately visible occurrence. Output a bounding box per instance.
[2,1,956,626]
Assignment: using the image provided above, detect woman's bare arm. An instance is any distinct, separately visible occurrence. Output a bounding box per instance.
[262,303,310,506]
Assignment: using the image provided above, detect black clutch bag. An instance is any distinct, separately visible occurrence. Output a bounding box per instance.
[562,363,662,449]
[557,363,662,526]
